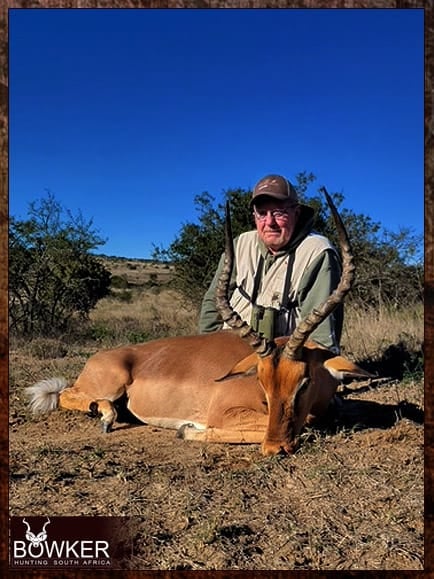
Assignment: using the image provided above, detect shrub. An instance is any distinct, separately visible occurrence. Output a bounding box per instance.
[9,192,111,337]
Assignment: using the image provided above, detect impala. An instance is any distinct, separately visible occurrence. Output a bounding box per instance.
[26,189,372,455]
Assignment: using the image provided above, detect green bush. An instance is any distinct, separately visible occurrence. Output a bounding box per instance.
[9,192,111,337]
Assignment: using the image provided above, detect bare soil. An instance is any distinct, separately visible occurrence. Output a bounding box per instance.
[9,348,424,571]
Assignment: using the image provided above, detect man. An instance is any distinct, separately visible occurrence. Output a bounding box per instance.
[199,174,343,353]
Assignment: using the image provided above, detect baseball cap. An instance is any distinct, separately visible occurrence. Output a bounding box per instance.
[251,174,299,207]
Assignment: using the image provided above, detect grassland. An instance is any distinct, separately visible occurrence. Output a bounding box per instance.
[9,259,424,570]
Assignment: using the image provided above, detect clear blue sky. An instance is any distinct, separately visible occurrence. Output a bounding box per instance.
[9,8,424,259]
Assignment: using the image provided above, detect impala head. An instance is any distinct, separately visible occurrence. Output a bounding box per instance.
[217,188,371,456]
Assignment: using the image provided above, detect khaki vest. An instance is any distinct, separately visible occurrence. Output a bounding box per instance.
[225,230,335,336]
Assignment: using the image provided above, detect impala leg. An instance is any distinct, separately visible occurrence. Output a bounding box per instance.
[59,389,117,433]
[178,424,265,445]
[180,385,269,445]
[178,403,269,445]
[89,399,118,433]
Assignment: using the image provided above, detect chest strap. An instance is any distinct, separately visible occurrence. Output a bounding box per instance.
[236,255,264,304]
[281,252,296,311]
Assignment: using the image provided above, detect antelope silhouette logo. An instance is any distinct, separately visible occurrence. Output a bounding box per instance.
[22,518,50,547]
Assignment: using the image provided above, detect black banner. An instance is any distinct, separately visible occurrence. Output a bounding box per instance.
[9,516,134,570]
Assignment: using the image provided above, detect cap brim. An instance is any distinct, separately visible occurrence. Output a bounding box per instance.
[250,192,298,207]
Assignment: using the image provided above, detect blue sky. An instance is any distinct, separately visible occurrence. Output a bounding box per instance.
[9,8,424,259]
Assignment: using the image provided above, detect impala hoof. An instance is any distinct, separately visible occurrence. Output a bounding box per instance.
[176,423,196,439]
[87,402,99,418]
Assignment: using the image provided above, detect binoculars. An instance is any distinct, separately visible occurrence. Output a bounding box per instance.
[251,304,292,340]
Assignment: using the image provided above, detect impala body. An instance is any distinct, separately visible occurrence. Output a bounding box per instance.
[26,190,372,455]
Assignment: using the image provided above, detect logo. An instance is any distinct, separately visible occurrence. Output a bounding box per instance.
[10,516,132,569]
[22,517,51,551]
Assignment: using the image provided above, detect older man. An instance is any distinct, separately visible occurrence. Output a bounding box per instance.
[199,174,343,353]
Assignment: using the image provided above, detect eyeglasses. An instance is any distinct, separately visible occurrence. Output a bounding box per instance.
[253,207,296,222]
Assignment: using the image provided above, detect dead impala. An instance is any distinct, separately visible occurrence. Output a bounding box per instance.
[26,189,372,455]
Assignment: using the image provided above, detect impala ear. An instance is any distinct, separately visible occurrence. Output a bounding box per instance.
[215,353,258,382]
[323,356,374,381]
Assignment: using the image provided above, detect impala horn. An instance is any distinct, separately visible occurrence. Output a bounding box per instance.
[282,187,355,360]
[215,202,275,356]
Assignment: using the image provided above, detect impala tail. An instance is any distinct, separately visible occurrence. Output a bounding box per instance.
[25,377,69,414]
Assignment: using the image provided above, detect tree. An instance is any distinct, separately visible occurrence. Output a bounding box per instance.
[153,172,423,310]
[9,191,111,337]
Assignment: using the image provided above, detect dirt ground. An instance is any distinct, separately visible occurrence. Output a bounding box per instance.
[9,354,424,571]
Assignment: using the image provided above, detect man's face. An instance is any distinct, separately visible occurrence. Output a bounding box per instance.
[253,198,300,253]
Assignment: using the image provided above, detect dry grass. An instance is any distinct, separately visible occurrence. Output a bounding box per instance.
[8,263,424,570]
[88,287,198,345]
[341,303,423,363]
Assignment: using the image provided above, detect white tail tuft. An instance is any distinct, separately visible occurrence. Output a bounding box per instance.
[25,377,69,415]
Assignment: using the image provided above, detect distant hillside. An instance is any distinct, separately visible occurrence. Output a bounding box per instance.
[95,255,175,288]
